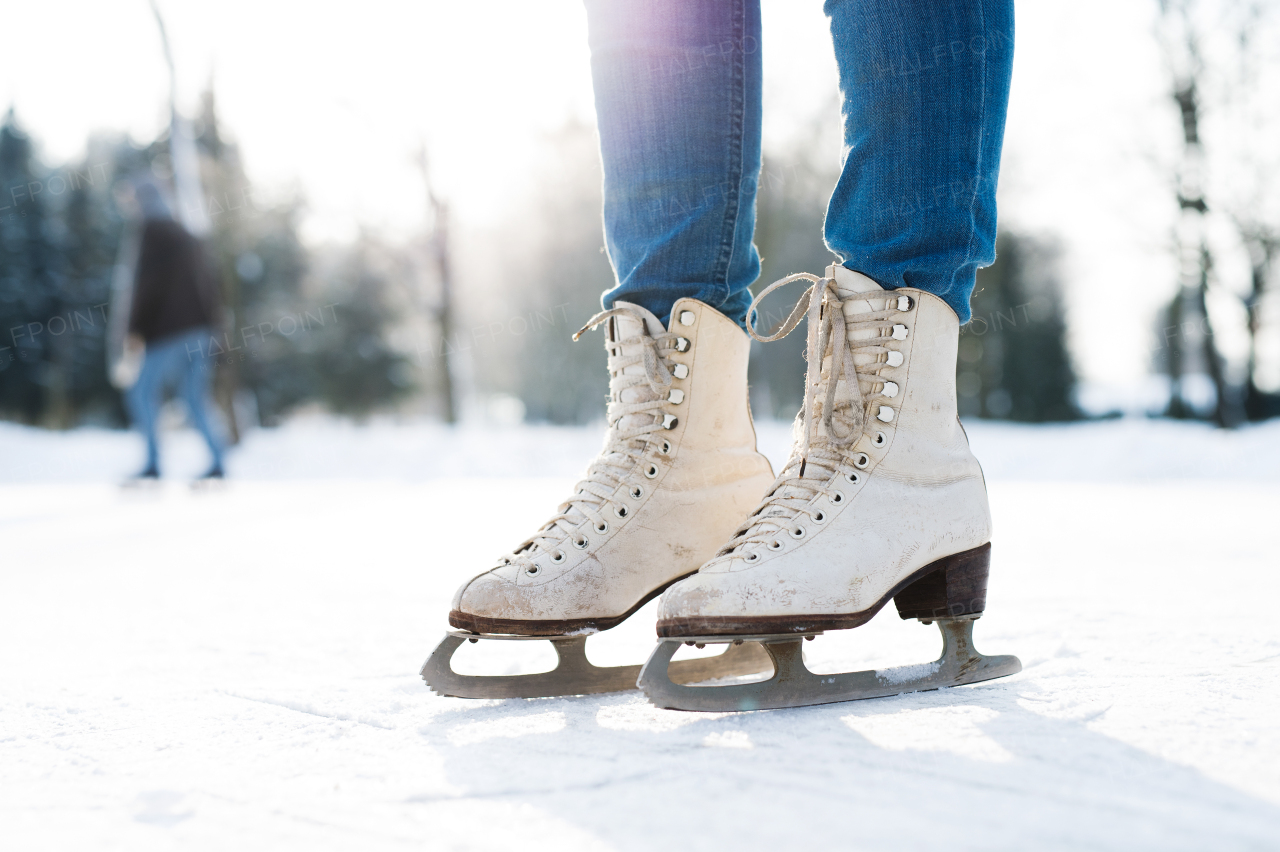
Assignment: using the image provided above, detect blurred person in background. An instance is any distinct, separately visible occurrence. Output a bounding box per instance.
[123,181,226,482]
[433,0,1019,707]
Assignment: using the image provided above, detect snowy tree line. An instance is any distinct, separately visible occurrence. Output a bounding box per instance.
[0,100,1081,434]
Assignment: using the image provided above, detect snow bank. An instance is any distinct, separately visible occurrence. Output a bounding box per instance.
[3,415,1279,484]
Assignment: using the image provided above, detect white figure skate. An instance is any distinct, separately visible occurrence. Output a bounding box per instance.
[638,266,1021,711]
[423,299,776,698]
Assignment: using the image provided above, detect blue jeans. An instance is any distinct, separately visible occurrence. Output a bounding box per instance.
[586,0,1014,326]
[126,327,225,473]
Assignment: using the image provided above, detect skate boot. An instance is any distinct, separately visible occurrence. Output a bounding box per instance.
[422,299,776,699]
[639,265,1021,711]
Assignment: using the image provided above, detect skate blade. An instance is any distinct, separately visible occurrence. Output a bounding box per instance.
[421,630,772,700]
[637,616,1021,712]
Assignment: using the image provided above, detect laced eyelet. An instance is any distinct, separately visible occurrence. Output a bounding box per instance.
[526,565,540,575]
[790,526,806,539]
[550,551,565,564]
[675,337,690,352]
[595,521,609,534]
[877,406,895,423]
[630,486,644,499]
[661,414,678,430]
[874,431,887,447]
[672,363,689,379]
[891,324,909,340]
[886,350,904,367]
[645,464,659,479]
[746,552,759,562]
[896,294,914,311]
[813,511,826,523]
[854,453,870,469]
[573,535,589,550]
[831,491,844,504]
[769,540,783,550]
[846,471,859,484]
[661,440,671,454]
[613,505,628,519]
[499,557,511,565]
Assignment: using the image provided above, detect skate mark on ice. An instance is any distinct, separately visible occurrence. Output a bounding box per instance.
[219,691,393,729]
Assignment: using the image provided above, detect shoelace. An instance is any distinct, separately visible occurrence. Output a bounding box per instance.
[498,306,680,571]
[708,273,902,565]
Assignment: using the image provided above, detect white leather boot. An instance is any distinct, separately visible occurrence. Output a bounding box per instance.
[655,264,995,638]
[448,298,775,636]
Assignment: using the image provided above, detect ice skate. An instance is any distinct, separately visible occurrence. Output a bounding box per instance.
[120,464,161,491]
[638,265,1021,711]
[423,298,776,698]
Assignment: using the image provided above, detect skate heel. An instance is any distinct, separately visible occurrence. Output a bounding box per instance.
[893,542,990,622]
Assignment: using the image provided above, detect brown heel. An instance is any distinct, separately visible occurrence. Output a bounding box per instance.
[893,542,991,622]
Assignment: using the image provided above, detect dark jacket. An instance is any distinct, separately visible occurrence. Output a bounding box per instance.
[128,219,221,343]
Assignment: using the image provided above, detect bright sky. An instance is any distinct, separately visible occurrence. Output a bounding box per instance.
[3,0,1270,393]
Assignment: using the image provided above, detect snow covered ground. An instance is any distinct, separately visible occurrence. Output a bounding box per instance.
[3,417,1279,850]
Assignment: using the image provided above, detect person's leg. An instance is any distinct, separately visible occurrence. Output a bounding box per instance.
[126,349,164,475]
[434,2,775,691]
[647,2,1021,710]
[823,0,1014,322]
[176,328,225,473]
[585,0,762,329]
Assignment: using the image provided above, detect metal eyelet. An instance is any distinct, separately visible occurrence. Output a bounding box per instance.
[630,486,644,500]
[661,440,671,454]
[813,511,826,523]
[679,310,696,326]
[854,453,870,469]
[846,471,860,484]
[572,535,589,550]
[874,431,887,447]
[896,294,914,311]
[595,521,609,534]
[550,551,565,564]
[672,363,689,379]
[886,350,904,367]
[881,381,899,398]
[831,491,844,504]
[667,389,684,404]
[877,406,895,423]
[769,540,783,550]
[661,414,678,430]
[645,464,659,479]
[790,526,806,539]
[675,337,690,352]
[526,565,540,575]
[891,324,909,340]
[613,505,628,519]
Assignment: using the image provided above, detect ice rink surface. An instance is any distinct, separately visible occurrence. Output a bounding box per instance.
[3,418,1279,850]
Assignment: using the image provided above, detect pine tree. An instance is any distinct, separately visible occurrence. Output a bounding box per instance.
[958,232,1079,422]
[0,109,56,423]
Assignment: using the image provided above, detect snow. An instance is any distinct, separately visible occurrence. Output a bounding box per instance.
[875,659,943,685]
[3,417,1280,850]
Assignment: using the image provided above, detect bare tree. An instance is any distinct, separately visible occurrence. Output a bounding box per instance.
[1156,0,1238,425]
[1237,222,1279,418]
[416,145,457,424]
